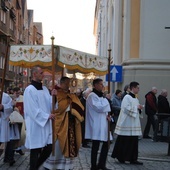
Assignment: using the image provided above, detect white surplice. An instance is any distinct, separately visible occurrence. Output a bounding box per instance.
[23,85,56,149]
[114,94,142,136]
[85,92,111,141]
[0,92,13,142]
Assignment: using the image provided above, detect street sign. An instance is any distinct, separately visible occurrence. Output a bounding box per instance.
[106,65,122,82]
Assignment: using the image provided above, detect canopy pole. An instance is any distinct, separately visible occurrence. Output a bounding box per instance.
[107,44,111,148]
[0,36,10,103]
[51,36,56,156]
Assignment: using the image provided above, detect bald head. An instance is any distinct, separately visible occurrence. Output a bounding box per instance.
[151,87,157,94]
[31,66,44,83]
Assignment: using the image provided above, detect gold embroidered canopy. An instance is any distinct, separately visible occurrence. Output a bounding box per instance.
[9,45,108,75]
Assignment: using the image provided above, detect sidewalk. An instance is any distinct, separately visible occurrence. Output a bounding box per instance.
[0,138,170,170]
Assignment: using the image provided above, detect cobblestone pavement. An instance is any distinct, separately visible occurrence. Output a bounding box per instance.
[0,138,170,170]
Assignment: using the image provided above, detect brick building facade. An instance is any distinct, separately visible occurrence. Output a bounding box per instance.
[0,0,43,90]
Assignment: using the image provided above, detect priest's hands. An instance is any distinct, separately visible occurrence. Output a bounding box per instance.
[51,89,57,96]
[107,115,112,122]
[138,104,144,110]
[49,114,56,120]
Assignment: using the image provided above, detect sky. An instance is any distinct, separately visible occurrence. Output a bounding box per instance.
[27,0,96,54]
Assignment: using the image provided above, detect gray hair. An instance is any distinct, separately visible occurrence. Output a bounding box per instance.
[160,89,167,95]
[151,87,157,90]
[31,66,40,77]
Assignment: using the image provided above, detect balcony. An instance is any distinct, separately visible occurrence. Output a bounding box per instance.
[10,7,16,19]
[8,29,15,41]
[1,0,10,12]
[0,22,8,35]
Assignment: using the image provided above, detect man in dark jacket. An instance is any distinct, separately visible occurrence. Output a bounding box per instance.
[111,89,122,123]
[158,89,170,119]
[143,87,158,139]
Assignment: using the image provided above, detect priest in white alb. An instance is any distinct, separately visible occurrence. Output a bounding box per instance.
[0,92,13,158]
[23,66,57,170]
[0,92,13,143]
[85,78,111,170]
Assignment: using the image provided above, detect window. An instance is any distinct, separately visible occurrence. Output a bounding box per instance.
[0,10,6,24]
[0,57,4,69]
[9,65,14,72]
[9,18,14,30]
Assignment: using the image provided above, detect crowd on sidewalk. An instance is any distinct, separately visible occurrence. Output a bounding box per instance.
[1,66,170,170]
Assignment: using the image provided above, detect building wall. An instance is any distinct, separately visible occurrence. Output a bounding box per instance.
[94,0,170,132]
[122,0,170,102]
[95,0,170,97]
[140,0,170,59]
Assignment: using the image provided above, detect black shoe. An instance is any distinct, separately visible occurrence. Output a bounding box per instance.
[9,160,16,166]
[152,139,158,142]
[138,136,142,140]
[143,135,152,139]
[16,149,25,155]
[152,137,158,142]
[82,144,90,148]
[97,166,112,170]
[118,159,125,164]
[130,161,143,165]
[3,158,9,163]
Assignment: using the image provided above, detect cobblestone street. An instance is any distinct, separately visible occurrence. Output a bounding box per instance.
[1,138,170,169]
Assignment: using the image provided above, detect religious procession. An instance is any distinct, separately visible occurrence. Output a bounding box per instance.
[0,41,142,170]
[0,75,169,170]
[2,0,170,169]
[1,42,170,170]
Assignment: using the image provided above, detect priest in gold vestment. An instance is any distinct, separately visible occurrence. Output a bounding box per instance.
[44,76,84,170]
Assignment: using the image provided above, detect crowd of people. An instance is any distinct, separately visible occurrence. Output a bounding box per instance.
[0,66,170,170]
[0,86,25,166]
